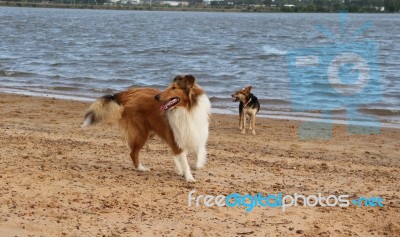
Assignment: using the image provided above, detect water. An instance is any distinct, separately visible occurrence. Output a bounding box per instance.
[0,7,399,127]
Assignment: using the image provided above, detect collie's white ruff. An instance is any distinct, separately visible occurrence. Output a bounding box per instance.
[166,94,211,181]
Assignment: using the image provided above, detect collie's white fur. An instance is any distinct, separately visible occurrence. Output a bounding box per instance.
[167,94,211,181]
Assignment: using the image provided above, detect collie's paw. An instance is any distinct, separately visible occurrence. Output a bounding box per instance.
[252,130,256,135]
[185,177,197,183]
[176,169,184,176]
[190,164,203,170]
[137,164,150,172]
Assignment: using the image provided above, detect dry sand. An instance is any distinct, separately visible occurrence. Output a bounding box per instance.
[0,93,399,237]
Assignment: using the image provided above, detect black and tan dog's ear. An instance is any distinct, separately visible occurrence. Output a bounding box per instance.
[184,75,195,88]
[245,86,252,92]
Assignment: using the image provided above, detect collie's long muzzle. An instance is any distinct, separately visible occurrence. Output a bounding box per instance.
[155,94,180,111]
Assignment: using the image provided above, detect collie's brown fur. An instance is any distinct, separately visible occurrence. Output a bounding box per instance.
[83,88,181,171]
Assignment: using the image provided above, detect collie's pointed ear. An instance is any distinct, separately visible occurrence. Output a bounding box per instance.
[173,75,183,82]
[245,86,252,92]
[184,75,195,88]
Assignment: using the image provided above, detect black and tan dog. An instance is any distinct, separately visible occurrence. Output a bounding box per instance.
[231,86,260,135]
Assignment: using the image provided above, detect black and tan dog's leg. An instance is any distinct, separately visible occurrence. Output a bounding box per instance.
[250,113,256,135]
[239,111,244,130]
[241,113,246,134]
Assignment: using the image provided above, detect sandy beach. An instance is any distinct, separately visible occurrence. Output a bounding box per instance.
[0,93,399,237]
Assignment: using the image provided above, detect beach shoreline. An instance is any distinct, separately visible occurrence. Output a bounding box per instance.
[0,93,399,236]
[2,88,399,129]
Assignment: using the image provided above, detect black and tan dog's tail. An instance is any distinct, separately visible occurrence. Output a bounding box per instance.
[81,94,122,127]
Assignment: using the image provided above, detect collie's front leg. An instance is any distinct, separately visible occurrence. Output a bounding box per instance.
[174,152,185,176]
[175,152,196,182]
[191,146,207,170]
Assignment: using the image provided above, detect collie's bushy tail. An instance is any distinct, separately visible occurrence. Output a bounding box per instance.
[81,94,122,127]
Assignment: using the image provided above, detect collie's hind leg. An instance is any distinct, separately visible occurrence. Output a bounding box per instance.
[175,152,195,182]
[129,141,149,172]
[191,146,206,170]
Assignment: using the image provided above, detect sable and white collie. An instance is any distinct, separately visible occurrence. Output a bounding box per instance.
[82,75,211,182]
